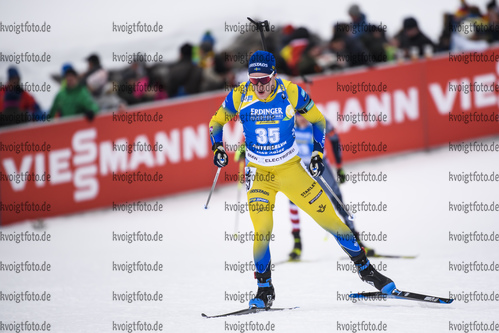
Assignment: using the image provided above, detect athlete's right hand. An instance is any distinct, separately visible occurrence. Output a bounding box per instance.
[308,151,325,177]
[213,143,228,167]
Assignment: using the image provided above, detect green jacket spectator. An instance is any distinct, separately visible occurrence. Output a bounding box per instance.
[49,66,98,120]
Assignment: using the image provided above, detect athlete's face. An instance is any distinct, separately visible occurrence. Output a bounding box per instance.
[249,72,276,100]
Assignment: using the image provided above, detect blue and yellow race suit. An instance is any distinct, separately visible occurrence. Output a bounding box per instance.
[209,78,362,274]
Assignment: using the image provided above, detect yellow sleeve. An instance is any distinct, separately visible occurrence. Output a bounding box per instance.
[209,82,245,147]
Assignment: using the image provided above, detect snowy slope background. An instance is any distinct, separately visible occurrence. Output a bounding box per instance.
[1,136,498,332]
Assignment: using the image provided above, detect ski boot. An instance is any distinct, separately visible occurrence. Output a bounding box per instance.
[249,270,275,309]
[352,251,396,294]
[288,230,302,261]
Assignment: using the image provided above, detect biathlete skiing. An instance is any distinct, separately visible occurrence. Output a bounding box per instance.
[208,50,396,309]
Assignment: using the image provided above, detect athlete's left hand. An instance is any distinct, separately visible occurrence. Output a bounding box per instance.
[308,151,324,177]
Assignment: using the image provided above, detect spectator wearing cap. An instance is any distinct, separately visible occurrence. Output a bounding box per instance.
[52,62,75,95]
[168,43,202,97]
[359,25,388,63]
[0,66,42,127]
[437,13,453,52]
[329,26,372,68]
[198,31,230,92]
[345,5,388,64]
[397,17,436,58]
[82,54,108,97]
[348,4,370,39]
[80,53,124,110]
[281,24,296,48]
[60,63,73,87]
[49,65,98,121]
[199,31,215,69]
[0,66,40,114]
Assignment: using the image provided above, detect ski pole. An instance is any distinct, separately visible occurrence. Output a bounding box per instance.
[234,160,244,232]
[318,175,354,220]
[204,167,221,209]
[247,17,270,51]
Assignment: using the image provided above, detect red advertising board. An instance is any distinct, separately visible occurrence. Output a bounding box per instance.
[424,48,499,145]
[311,61,427,160]
[1,48,499,225]
[0,94,235,225]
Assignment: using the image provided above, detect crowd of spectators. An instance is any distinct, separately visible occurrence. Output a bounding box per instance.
[1,0,499,127]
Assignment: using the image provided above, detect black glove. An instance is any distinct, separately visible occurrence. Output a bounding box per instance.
[83,110,95,121]
[308,152,324,177]
[337,168,346,184]
[212,143,228,168]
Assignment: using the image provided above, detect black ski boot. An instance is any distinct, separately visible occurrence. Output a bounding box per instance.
[352,251,396,294]
[289,230,302,260]
[249,270,275,309]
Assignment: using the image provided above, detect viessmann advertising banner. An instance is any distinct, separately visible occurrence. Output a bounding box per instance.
[1,48,499,225]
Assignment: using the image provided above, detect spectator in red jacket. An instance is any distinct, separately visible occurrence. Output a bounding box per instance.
[0,66,40,113]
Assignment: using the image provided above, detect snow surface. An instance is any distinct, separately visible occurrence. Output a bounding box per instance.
[1,136,499,332]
